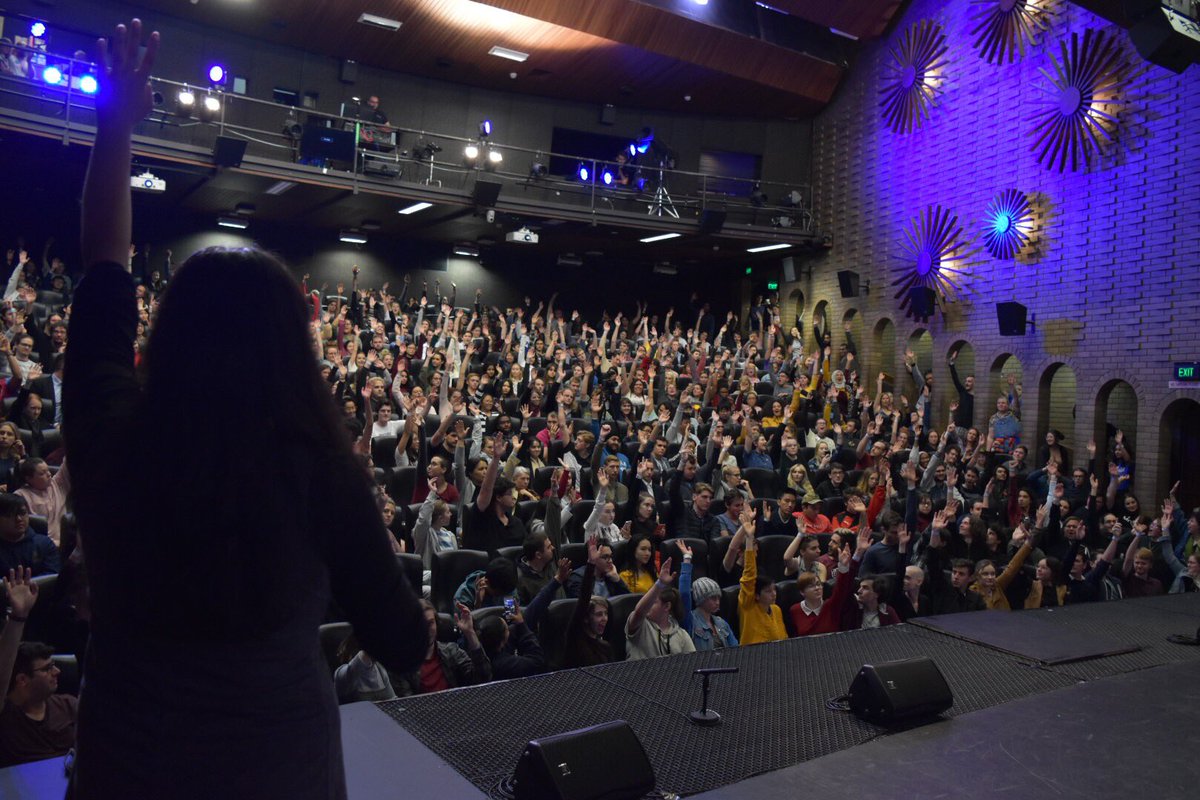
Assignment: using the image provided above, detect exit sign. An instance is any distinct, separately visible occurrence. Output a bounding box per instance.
[767,282,779,291]
[1175,362,1200,381]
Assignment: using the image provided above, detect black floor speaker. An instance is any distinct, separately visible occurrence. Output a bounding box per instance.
[847,657,953,725]
[512,719,655,800]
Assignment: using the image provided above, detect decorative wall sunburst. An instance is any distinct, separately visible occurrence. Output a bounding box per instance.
[982,189,1035,259]
[880,19,949,134]
[893,205,976,320]
[1029,28,1142,172]
[969,0,1052,65]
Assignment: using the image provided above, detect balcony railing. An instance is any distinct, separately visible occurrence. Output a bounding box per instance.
[0,45,820,242]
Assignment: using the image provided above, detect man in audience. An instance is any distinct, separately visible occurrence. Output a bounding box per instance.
[390,601,490,696]
[516,532,557,604]
[0,495,58,576]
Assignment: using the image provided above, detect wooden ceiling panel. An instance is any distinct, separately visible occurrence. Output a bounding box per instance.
[126,0,858,117]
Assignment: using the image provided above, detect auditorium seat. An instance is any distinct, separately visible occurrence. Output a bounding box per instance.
[708,536,737,587]
[719,585,741,635]
[744,468,781,499]
[755,536,794,582]
[516,499,540,528]
[563,500,595,542]
[820,496,847,519]
[532,466,557,497]
[774,580,802,637]
[389,466,418,506]
[526,416,548,436]
[371,435,398,469]
[51,654,79,696]
[578,468,594,499]
[604,592,643,660]
[497,545,523,562]
[660,538,708,580]
[559,542,588,570]
[471,606,507,627]
[430,549,490,613]
[396,552,423,591]
[318,621,353,675]
[538,597,578,669]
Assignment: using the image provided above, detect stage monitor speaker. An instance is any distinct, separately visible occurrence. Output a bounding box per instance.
[698,209,726,235]
[472,179,503,208]
[908,287,937,319]
[300,126,356,163]
[847,657,953,726]
[837,270,860,298]
[599,104,616,125]
[1128,5,1200,74]
[782,256,796,283]
[512,720,655,800]
[339,58,358,84]
[997,301,1029,336]
[212,136,247,168]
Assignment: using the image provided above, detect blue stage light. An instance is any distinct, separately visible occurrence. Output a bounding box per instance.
[208,64,227,84]
[79,74,99,95]
[42,66,63,86]
[602,169,614,186]
[628,143,638,157]
[577,163,590,181]
[479,120,493,137]
[30,22,46,37]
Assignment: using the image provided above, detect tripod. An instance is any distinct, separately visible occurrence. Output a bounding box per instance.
[647,166,678,218]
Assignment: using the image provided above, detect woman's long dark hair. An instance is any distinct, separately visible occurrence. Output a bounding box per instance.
[139,247,360,636]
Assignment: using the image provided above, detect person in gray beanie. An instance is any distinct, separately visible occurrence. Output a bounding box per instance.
[674,541,739,651]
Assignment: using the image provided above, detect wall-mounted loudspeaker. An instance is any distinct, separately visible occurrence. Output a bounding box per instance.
[212,136,247,168]
[339,59,358,84]
[511,720,655,800]
[997,301,1030,336]
[698,209,726,235]
[472,179,503,208]
[837,270,860,298]
[847,657,953,726]
[782,257,796,283]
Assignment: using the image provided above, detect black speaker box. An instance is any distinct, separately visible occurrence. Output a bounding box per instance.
[212,135,247,168]
[847,657,953,725]
[698,209,726,235]
[599,104,616,125]
[472,179,503,208]
[908,286,936,319]
[782,256,796,283]
[997,301,1028,336]
[512,720,655,800]
[837,270,860,298]
[339,58,358,83]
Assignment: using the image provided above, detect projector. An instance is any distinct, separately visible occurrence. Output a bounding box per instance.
[506,227,538,244]
[131,171,166,192]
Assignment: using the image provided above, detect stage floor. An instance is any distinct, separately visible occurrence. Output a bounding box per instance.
[2,594,1197,799]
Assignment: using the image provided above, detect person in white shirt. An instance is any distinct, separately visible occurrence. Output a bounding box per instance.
[370,401,403,440]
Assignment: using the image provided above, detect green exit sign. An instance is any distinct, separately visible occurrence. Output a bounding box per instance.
[1175,362,1200,381]
[745,267,753,275]
[766,282,779,291]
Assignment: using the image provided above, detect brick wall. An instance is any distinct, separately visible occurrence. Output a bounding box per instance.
[783,0,1200,503]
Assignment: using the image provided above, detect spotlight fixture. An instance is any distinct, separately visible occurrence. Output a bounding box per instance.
[339,230,368,245]
[217,215,249,230]
[398,201,433,215]
[282,116,303,139]
[749,184,768,207]
[479,120,493,138]
[781,190,805,207]
[79,74,99,95]
[576,162,591,182]
[529,158,547,179]
[176,87,196,116]
[487,149,503,164]
[601,168,614,186]
[208,64,227,85]
[771,216,795,228]
[30,22,47,38]
[203,95,221,112]
[463,143,480,163]
[152,91,164,107]
[42,66,64,86]
[414,141,442,161]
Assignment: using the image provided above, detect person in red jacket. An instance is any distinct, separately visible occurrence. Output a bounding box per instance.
[791,528,870,636]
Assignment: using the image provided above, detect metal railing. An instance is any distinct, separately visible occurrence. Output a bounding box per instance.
[0,45,818,236]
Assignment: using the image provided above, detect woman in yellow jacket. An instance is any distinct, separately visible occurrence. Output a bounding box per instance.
[730,508,788,644]
[618,534,658,594]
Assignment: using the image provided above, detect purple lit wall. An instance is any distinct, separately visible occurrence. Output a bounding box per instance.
[787,0,1200,502]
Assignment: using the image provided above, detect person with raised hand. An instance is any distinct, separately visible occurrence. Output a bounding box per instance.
[734,507,787,644]
[625,556,695,659]
[68,20,426,798]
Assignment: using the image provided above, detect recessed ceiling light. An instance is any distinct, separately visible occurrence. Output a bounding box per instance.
[398,201,433,215]
[265,180,295,195]
[488,46,529,63]
[357,13,402,32]
[640,233,681,243]
[217,215,249,230]
[746,243,791,253]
